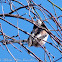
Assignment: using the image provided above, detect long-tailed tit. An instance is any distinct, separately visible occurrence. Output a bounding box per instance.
[28,19,49,47]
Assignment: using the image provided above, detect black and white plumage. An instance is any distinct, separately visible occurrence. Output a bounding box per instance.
[28,20,48,47]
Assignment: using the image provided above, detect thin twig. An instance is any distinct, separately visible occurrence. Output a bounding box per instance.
[5,43,17,62]
[19,42,43,62]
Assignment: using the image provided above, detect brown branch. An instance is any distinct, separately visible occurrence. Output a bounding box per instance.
[10,42,22,52]
[39,4,62,30]
[0,44,4,50]
[19,42,43,62]
[46,41,62,53]
[0,15,62,46]
[54,57,62,62]
[5,43,17,62]
[0,17,52,61]
[0,31,15,40]
[9,5,29,14]
[0,0,62,62]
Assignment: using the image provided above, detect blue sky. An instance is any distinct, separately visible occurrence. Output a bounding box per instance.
[0,0,62,62]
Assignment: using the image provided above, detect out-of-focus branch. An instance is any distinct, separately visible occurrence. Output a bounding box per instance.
[0,15,62,46]
[0,0,62,62]
[48,0,62,11]
[19,42,43,62]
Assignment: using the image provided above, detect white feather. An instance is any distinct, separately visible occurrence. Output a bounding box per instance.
[43,34,48,41]
[36,34,42,38]
[37,19,42,26]
[41,34,48,45]
[36,33,49,45]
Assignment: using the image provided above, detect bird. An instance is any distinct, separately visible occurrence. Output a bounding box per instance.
[27,19,49,47]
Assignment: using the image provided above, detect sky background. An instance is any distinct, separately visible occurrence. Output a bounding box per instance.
[0,0,62,62]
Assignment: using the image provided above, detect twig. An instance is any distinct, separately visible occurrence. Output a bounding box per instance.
[10,42,22,52]
[19,42,43,62]
[0,43,4,50]
[54,57,62,62]
[48,0,62,11]
[5,43,17,62]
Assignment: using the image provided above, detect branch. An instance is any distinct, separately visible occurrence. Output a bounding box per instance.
[19,42,43,62]
[48,0,62,11]
[0,16,62,46]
